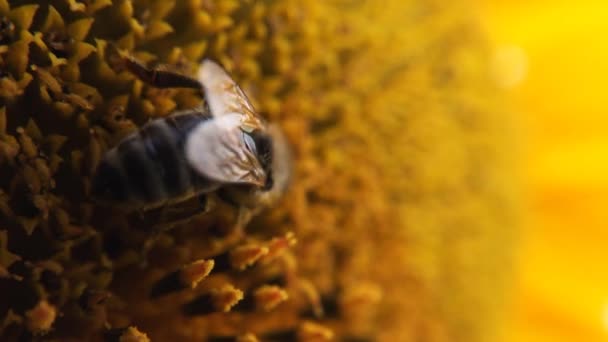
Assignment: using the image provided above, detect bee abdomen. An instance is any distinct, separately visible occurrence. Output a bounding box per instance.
[117,137,166,204]
[138,120,190,198]
[93,112,216,209]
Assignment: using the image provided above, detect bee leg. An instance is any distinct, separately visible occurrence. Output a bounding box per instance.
[138,236,157,268]
[146,196,212,236]
[136,208,145,220]
[215,189,255,229]
[138,207,172,268]
[165,195,212,222]
[198,194,209,212]
[233,206,255,229]
[136,205,170,268]
[122,55,202,91]
[137,195,218,268]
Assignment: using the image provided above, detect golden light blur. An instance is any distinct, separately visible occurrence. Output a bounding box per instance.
[2,0,604,340]
[481,1,608,341]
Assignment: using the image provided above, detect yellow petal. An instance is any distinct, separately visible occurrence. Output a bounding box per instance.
[86,0,112,15]
[69,41,97,64]
[6,39,30,77]
[145,20,174,41]
[182,41,207,60]
[41,5,65,32]
[67,18,95,41]
[149,0,175,20]
[0,107,6,134]
[66,0,86,12]
[0,0,9,14]
[8,4,38,31]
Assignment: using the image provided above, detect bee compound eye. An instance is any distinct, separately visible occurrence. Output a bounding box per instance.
[243,132,257,154]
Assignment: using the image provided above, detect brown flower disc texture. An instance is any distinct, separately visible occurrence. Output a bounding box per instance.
[0,1,517,341]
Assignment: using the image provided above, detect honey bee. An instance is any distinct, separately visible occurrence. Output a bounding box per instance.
[91,57,291,227]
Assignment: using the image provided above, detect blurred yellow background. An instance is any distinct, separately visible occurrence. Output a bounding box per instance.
[480,1,608,341]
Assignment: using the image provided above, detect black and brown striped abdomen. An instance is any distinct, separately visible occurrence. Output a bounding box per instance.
[91,112,217,210]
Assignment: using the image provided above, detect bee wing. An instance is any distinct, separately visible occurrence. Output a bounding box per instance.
[185,113,266,186]
[197,60,264,132]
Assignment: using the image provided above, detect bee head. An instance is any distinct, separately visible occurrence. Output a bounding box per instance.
[243,129,274,191]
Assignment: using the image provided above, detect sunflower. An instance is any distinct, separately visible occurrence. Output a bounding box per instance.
[0,1,517,341]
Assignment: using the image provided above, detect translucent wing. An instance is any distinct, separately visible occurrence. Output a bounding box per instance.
[197,60,264,133]
[184,113,266,185]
